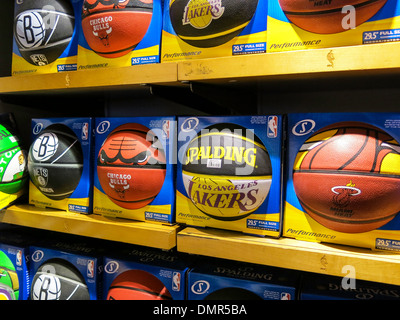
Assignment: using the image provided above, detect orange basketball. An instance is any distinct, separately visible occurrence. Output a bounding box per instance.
[293,122,400,233]
[278,0,387,34]
[81,0,153,58]
[107,270,172,300]
[97,123,166,210]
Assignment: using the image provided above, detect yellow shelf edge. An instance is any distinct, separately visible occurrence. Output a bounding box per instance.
[0,62,179,94]
[0,204,180,250]
[177,227,400,286]
[177,42,400,82]
[2,42,400,94]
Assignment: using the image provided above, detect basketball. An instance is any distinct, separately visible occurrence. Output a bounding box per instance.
[97,123,166,209]
[0,250,19,300]
[293,122,400,233]
[28,124,83,200]
[278,0,388,34]
[31,259,89,300]
[14,0,75,66]
[169,0,259,47]
[0,125,27,195]
[81,0,153,58]
[107,270,172,300]
[182,123,272,221]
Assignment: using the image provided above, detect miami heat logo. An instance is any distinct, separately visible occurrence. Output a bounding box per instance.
[331,180,361,208]
[182,0,225,29]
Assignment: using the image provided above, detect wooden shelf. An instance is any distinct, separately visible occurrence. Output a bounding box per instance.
[178,227,400,286]
[0,204,180,250]
[0,62,179,94]
[2,42,400,95]
[178,42,400,84]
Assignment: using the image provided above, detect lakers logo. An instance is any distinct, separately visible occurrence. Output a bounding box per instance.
[182,0,224,29]
[331,180,361,208]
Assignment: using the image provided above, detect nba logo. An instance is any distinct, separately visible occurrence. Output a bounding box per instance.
[87,260,94,278]
[162,120,170,139]
[267,116,278,138]
[281,292,291,300]
[82,123,89,140]
[16,250,22,267]
[172,272,181,291]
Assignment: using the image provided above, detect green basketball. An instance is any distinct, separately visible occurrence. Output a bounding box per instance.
[0,250,19,300]
[0,125,27,194]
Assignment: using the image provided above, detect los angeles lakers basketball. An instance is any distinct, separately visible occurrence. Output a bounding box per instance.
[182,123,272,221]
[293,122,400,233]
[169,0,259,47]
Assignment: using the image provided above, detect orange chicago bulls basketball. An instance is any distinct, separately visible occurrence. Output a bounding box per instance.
[293,122,400,233]
[97,123,166,210]
[81,0,153,58]
[278,0,388,34]
[107,270,172,300]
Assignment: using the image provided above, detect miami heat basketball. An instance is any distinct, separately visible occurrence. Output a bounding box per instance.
[293,121,400,233]
[278,0,388,34]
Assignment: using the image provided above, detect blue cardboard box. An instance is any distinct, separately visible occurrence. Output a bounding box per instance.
[285,112,400,250]
[176,115,284,237]
[28,117,94,213]
[93,117,176,223]
[188,257,298,300]
[103,245,189,300]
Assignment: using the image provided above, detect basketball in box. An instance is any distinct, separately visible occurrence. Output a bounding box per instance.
[300,273,400,300]
[285,112,400,251]
[29,241,102,300]
[93,117,176,223]
[161,0,268,62]
[267,0,400,53]
[0,113,28,210]
[176,115,284,237]
[27,118,94,213]
[103,245,189,300]
[187,257,298,300]
[77,0,162,69]
[12,0,82,75]
[0,232,32,300]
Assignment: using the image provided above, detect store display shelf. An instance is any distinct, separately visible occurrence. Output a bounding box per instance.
[1,42,400,95]
[177,227,400,286]
[0,62,178,94]
[0,204,180,250]
[178,42,400,84]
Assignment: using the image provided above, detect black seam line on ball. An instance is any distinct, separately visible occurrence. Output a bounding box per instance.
[107,195,155,204]
[108,285,172,300]
[293,169,400,179]
[282,0,383,16]
[82,7,152,18]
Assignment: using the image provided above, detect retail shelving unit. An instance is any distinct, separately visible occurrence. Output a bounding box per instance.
[0,204,180,250]
[2,42,400,284]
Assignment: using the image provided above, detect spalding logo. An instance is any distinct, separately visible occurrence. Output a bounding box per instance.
[181,117,199,132]
[191,280,210,295]
[31,250,44,262]
[104,261,120,274]
[96,121,110,134]
[292,119,316,136]
[182,0,225,29]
